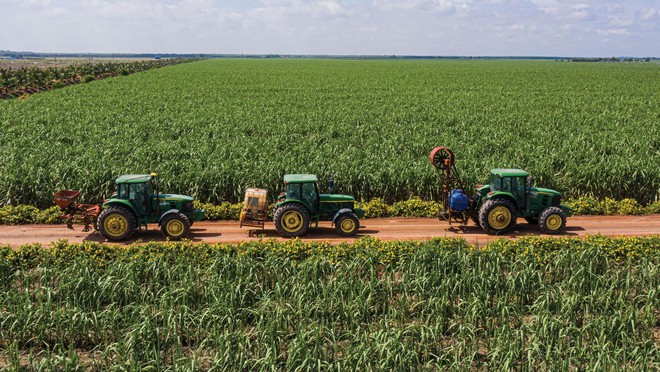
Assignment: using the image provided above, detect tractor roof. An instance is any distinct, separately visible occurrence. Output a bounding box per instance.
[283,174,318,183]
[490,169,529,177]
[115,174,153,184]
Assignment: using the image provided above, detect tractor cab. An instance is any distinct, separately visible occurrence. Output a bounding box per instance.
[112,174,157,215]
[281,174,320,214]
[272,174,365,238]
[485,169,531,211]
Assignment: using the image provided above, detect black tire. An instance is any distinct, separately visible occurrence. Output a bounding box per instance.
[471,211,481,226]
[478,198,518,235]
[335,213,359,236]
[525,216,538,225]
[160,213,192,240]
[274,204,310,238]
[538,207,566,234]
[98,205,136,241]
[470,196,482,226]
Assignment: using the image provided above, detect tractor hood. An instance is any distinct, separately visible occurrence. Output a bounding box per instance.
[320,194,355,203]
[154,194,195,202]
[530,187,561,197]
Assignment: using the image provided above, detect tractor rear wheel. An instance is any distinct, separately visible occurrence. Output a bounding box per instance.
[471,211,481,226]
[538,207,566,234]
[335,213,359,236]
[160,213,191,240]
[98,206,136,241]
[478,198,517,235]
[274,204,310,238]
[471,195,482,226]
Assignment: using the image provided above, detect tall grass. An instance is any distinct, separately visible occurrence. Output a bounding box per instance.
[0,237,658,369]
[0,60,658,207]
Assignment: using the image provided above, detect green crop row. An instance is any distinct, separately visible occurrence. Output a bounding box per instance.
[1,196,658,225]
[2,235,659,267]
[0,236,658,369]
[0,205,61,224]
[359,196,660,218]
[0,60,658,208]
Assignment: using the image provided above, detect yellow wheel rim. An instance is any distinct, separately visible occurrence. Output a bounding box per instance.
[281,210,304,233]
[340,218,356,233]
[488,206,512,229]
[103,214,128,237]
[166,219,184,236]
[546,214,562,231]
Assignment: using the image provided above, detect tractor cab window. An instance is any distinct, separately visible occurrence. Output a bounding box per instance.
[302,182,318,210]
[286,183,301,200]
[512,177,526,193]
[117,184,130,199]
[502,177,512,192]
[145,181,153,195]
[128,184,140,200]
[511,176,527,202]
[124,183,147,214]
[490,175,503,191]
[143,182,152,212]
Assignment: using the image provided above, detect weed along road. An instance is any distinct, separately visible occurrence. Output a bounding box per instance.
[0,215,658,247]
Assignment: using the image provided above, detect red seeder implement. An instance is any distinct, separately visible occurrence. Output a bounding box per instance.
[52,190,101,231]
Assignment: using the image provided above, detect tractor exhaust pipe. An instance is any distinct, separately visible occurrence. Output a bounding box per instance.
[328,176,335,194]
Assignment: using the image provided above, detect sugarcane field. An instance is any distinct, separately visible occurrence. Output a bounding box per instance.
[1,9,659,369]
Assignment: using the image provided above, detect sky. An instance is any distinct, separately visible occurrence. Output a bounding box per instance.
[0,0,658,57]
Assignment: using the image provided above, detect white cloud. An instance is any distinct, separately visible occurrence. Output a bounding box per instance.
[597,28,629,36]
[639,8,659,22]
[253,0,350,17]
[373,0,456,14]
[568,4,591,20]
[608,15,633,27]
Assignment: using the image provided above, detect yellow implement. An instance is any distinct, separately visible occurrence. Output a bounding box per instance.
[240,188,269,235]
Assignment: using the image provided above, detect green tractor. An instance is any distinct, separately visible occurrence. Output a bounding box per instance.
[430,147,572,235]
[97,173,205,241]
[472,168,572,234]
[272,174,365,238]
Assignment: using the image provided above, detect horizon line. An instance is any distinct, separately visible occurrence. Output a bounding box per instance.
[1,50,658,60]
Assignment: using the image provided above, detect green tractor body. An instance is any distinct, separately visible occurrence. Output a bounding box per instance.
[473,169,572,234]
[99,174,205,241]
[273,174,365,237]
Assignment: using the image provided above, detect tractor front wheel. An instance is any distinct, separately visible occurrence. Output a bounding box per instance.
[478,198,517,235]
[274,204,310,238]
[98,206,136,241]
[160,213,192,240]
[538,207,566,234]
[335,213,359,236]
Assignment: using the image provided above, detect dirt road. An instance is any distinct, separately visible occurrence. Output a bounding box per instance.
[0,215,658,247]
